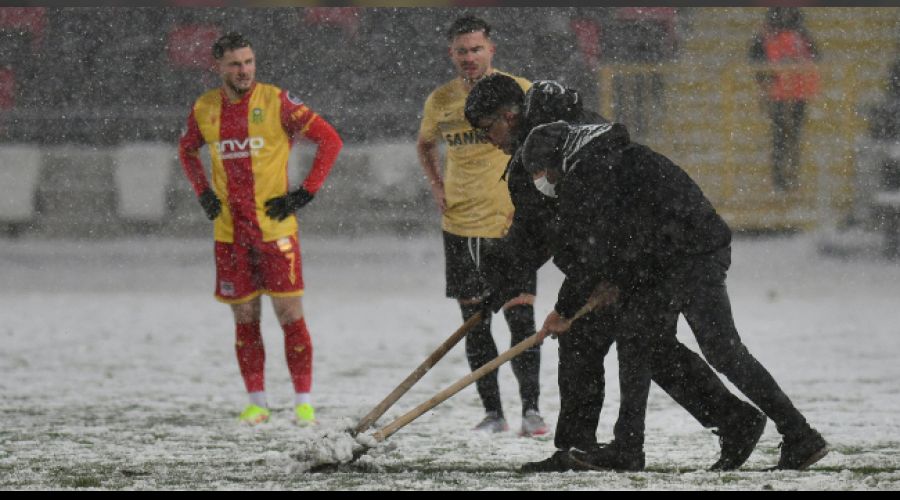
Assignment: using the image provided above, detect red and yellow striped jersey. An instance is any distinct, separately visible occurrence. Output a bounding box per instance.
[179,82,342,244]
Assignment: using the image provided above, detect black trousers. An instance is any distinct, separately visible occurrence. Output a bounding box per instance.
[681,247,812,438]
[770,100,807,191]
[613,247,812,449]
[611,300,752,450]
[555,307,748,451]
[554,310,614,450]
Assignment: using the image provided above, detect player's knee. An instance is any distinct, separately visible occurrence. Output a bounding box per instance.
[277,310,304,326]
[273,297,304,325]
[503,303,535,337]
[231,301,261,324]
[233,311,258,324]
[460,302,491,325]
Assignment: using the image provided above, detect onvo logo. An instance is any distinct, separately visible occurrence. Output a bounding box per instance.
[215,137,265,160]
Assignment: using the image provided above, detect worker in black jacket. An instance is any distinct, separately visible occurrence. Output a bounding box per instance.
[520,119,828,471]
[466,76,765,472]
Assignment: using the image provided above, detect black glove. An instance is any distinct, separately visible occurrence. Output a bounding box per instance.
[265,188,314,221]
[198,188,221,221]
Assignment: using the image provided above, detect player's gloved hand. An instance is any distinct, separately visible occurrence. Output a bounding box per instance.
[265,188,314,221]
[198,188,222,221]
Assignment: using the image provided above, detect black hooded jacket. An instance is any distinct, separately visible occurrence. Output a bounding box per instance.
[481,81,732,317]
[479,82,607,309]
[545,123,733,318]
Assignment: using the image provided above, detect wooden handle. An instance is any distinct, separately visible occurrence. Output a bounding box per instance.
[353,311,483,435]
[371,299,599,442]
[373,330,541,442]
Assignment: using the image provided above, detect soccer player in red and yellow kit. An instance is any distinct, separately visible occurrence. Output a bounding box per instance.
[178,33,343,426]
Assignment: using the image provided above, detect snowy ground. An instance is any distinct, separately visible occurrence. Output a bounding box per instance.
[1,232,899,490]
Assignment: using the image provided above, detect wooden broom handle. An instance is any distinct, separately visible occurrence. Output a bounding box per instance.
[353,311,483,435]
[372,299,600,442]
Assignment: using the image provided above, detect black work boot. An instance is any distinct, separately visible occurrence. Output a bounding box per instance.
[709,403,767,471]
[777,428,829,470]
[519,450,590,473]
[568,441,645,472]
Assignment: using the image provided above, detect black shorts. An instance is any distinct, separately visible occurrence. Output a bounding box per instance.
[443,231,537,300]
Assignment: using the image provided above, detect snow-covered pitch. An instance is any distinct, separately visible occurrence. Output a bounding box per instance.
[1,233,898,490]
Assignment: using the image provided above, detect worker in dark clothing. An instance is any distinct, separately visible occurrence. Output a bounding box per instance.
[749,7,820,192]
[467,76,766,472]
[519,118,828,471]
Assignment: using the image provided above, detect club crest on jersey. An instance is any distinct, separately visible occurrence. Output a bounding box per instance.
[220,281,235,297]
[251,108,264,124]
[286,91,304,106]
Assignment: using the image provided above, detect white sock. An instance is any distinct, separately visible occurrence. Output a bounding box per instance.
[249,391,268,408]
[295,393,312,406]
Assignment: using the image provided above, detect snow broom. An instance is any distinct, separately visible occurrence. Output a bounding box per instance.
[306,322,543,472]
[352,311,485,435]
[293,312,484,472]
[305,294,607,472]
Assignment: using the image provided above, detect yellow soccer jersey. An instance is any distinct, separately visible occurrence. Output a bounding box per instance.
[419,72,531,238]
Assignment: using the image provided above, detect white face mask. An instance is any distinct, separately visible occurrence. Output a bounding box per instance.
[533,175,557,198]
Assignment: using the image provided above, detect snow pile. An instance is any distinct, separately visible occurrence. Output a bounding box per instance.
[292,430,362,471]
[290,419,383,472]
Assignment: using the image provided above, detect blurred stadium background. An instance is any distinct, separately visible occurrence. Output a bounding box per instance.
[1,6,898,247]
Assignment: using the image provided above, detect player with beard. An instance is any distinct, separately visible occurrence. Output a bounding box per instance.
[416,15,547,436]
[179,32,343,426]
